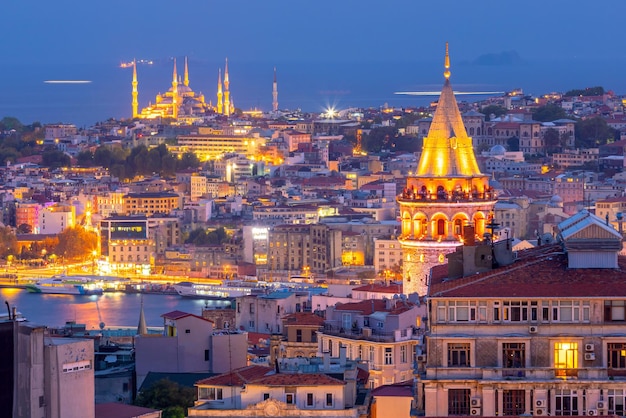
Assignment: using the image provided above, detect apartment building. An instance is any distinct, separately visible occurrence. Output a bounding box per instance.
[421,210,626,417]
[318,299,422,388]
[123,192,180,216]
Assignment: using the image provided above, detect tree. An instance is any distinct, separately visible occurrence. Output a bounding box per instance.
[507,136,520,152]
[0,226,18,259]
[362,127,396,153]
[178,152,200,170]
[41,148,71,168]
[185,227,229,246]
[532,104,567,122]
[543,128,561,154]
[0,117,24,131]
[134,379,195,418]
[575,117,617,148]
[564,86,604,97]
[93,147,115,167]
[480,105,507,121]
[17,223,32,234]
[55,226,98,261]
[76,150,94,167]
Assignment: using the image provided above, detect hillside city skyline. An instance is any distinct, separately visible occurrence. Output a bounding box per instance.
[3,27,626,418]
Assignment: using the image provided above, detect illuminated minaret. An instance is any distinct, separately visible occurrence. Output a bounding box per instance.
[272,67,278,112]
[184,56,190,87]
[131,59,138,118]
[397,43,496,296]
[171,58,178,119]
[217,69,223,114]
[223,58,230,117]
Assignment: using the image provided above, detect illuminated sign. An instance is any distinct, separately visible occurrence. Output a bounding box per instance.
[252,227,269,240]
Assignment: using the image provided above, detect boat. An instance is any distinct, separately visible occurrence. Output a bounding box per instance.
[173,280,274,299]
[25,276,104,295]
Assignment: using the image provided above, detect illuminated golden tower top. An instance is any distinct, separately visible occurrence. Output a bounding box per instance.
[217,68,223,115]
[132,59,138,118]
[184,56,190,87]
[415,42,482,178]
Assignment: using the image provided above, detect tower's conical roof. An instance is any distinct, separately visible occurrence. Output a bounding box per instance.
[416,43,483,178]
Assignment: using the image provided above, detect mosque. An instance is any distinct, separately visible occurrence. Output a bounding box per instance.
[132,57,235,120]
[397,43,497,296]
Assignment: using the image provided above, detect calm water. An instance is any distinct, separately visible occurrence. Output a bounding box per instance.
[0,58,624,128]
[0,288,231,330]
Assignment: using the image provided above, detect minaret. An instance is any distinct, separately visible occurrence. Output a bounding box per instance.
[132,59,139,118]
[137,296,147,336]
[217,68,223,114]
[272,67,278,112]
[184,56,190,87]
[397,43,496,297]
[223,58,230,117]
[171,58,178,119]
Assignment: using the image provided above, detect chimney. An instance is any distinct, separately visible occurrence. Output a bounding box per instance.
[463,225,476,246]
[339,345,347,366]
[323,351,330,370]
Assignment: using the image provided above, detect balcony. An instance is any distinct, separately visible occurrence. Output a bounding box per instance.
[426,367,623,381]
[321,324,420,343]
[398,190,497,204]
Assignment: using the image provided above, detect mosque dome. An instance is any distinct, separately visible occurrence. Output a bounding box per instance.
[489,175,503,190]
[550,194,563,207]
[490,145,506,156]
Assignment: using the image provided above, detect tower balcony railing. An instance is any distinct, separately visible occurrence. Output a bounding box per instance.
[399,190,497,203]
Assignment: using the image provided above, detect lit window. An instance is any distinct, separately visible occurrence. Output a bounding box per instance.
[554,342,578,377]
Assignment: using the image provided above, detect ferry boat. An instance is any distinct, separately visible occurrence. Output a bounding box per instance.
[25,276,104,295]
[173,280,273,299]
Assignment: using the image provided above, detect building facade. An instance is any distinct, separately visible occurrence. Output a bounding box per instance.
[422,211,626,417]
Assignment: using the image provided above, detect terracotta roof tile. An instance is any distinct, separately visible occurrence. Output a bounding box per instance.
[161,310,213,323]
[430,244,626,298]
[352,283,403,294]
[282,312,325,326]
[195,365,272,387]
[251,373,345,386]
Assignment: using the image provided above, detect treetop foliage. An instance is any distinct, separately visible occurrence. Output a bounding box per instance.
[564,86,605,97]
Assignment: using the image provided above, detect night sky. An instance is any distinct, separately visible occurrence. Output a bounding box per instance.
[2,0,622,67]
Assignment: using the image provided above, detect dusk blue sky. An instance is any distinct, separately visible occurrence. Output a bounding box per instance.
[3,1,623,66]
[1,0,625,125]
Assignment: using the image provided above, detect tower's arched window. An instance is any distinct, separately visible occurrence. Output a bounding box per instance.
[437,185,446,200]
[437,219,446,236]
[469,127,475,135]
[402,213,411,237]
[454,219,463,236]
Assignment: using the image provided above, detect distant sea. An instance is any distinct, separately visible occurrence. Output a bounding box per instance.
[0,58,623,128]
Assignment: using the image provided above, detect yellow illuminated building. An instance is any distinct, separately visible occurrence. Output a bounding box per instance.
[397,43,496,296]
[133,57,234,120]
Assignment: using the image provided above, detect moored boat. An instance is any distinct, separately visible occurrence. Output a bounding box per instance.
[173,280,275,299]
[25,276,104,295]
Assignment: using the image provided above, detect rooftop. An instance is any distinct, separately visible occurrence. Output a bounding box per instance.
[430,243,626,298]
